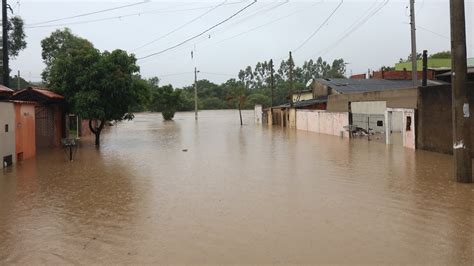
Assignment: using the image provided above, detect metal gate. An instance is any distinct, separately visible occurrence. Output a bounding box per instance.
[35,106,55,149]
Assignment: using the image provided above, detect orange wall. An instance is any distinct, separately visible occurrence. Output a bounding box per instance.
[15,103,36,160]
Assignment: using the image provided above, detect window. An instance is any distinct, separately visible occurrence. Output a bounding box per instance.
[406,116,412,131]
[377,120,383,127]
[4,124,8,133]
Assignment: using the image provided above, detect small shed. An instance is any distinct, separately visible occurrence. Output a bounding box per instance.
[12,87,65,149]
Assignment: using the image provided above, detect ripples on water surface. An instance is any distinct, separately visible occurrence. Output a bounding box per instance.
[1,110,473,264]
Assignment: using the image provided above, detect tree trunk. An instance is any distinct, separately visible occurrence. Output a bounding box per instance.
[238,102,243,126]
[89,119,105,146]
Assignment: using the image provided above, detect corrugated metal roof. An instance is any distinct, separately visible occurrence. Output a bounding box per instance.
[316,78,427,94]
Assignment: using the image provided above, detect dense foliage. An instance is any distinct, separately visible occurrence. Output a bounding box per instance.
[8,16,27,58]
[142,56,347,112]
[42,29,146,145]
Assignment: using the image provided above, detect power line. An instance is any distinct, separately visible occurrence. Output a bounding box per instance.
[158,72,194,77]
[207,1,322,48]
[314,0,389,57]
[28,0,150,26]
[136,1,279,58]
[139,0,307,63]
[137,0,258,60]
[200,71,236,77]
[416,24,449,39]
[132,0,231,52]
[293,0,344,53]
[26,4,240,29]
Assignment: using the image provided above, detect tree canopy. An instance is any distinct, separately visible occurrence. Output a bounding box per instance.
[42,29,145,145]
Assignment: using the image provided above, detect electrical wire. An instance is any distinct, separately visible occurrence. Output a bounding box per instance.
[137,0,258,60]
[200,71,236,77]
[158,72,194,77]
[206,1,323,48]
[292,0,344,53]
[136,1,280,58]
[132,0,231,52]
[28,0,151,26]
[313,0,389,57]
[416,24,449,39]
[25,4,245,29]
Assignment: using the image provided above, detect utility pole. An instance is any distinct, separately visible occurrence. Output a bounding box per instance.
[288,51,294,107]
[269,59,275,107]
[2,0,9,87]
[17,70,19,89]
[450,0,471,183]
[194,67,198,121]
[422,50,428,87]
[409,0,417,87]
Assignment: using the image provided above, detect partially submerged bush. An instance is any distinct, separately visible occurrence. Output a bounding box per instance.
[162,110,175,120]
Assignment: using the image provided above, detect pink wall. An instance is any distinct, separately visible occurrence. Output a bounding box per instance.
[296,110,349,138]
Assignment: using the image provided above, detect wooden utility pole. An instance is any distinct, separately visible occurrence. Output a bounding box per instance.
[450,0,472,183]
[288,51,294,107]
[409,0,417,87]
[194,67,198,121]
[17,70,20,89]
[269,59,275,107]
[2,0,9,87]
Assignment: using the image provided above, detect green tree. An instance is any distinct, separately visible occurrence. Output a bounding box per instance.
[8,16,27,58]
[430,51,451,59]
[150,84,182,120]
[1,16,27,84]
[43,29,144,146]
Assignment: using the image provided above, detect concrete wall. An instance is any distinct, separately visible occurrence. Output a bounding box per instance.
[328,88,417,113]
[15,102,36,161]
[417,84,474,155]
[289,108,296,129]
[254,105,263,124]
[352,113,386,133]
[296,110,349,138]
[351,101,387,114]
[313,82,330,98]
[350,101,387,133]
[0,102,16,167]
[292,92,313,103]
[386,108,416,149]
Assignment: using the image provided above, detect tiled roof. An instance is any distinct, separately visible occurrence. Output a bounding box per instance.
[26,87,64,99]
[0,85,13,93]
[11,87,64,103]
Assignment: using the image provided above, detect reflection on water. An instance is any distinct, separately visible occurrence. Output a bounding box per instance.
[1,110,473,264]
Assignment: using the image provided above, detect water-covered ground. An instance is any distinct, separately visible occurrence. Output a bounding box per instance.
[1,110,473,264]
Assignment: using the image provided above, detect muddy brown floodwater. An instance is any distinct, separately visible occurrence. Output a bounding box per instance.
[1,110,473,264]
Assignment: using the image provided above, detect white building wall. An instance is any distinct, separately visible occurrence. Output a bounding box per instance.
[351,101,387,114]
[0,102,16,167]
[296,110,349,138]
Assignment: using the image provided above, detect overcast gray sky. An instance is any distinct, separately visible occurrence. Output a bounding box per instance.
[10,0,474,87]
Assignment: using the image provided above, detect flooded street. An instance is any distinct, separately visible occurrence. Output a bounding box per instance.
[1,110,473,264]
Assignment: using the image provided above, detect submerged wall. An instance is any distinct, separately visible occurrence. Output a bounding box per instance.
[417,83,474,155]
[0,102,16,167]
[296,110,349,138]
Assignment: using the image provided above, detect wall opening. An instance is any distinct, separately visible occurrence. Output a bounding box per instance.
[3,155,12,168]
